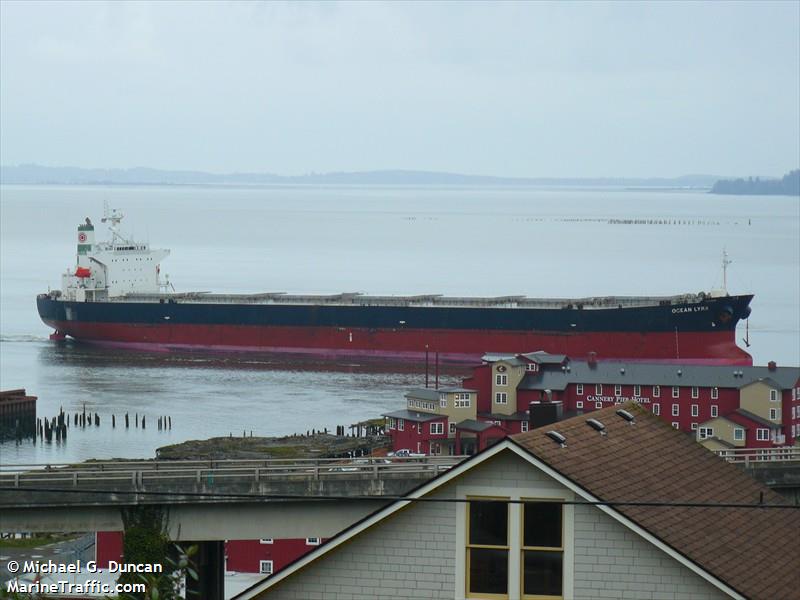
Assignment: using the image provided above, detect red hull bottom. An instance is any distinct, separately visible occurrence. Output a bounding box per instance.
[43,321,754,366]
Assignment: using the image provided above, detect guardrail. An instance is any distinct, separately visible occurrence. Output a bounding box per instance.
[712,446,799,466]
[0,456,468,491]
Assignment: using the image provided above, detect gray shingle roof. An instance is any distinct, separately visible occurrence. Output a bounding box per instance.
[517,361,800,391]
[381,409,441,423]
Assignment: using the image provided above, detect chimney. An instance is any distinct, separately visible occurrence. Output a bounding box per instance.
[588,352,597,368]
[768,361,777,371]
[529,401,563,430]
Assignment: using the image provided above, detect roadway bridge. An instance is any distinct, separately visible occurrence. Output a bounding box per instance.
[0,456,463,539]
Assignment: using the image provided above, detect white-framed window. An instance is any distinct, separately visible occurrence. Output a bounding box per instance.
[653,385,661,398]
[576,400,583,409]
[672,386,680,399]
[496,374,508,386]
[455,393,471,408]
[387,417,395,430]
[756,428,769,441]
[440,395,448,408]
[576,384,584,396]
[769,408,778,421]
[595,384,603,395]
[521,421,529,432]
[259,538,273,544]
[495,392,508,404]
[259,560,273,574]
[306,537,321,546]
[691,387,699,399]
[711,387,719,399]
[691,423,698,431]
[525,363,538,372]
[398,419,404,431]
[770,389,778,402]
[417,423,423,434]
[698,427,714,439]
[734,428,745,441]
[449,422,457,434]
[614,384,622,397]
[430,422,444,435]
[671,422,679,429]
[652,403,660,416]
[633,385,641,397]
[711,405,718,418]
[691,404,699,417]
[672,404,679,416]
[595,401,602,409]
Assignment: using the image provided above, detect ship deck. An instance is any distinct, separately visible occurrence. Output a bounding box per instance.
[108,291,720,310]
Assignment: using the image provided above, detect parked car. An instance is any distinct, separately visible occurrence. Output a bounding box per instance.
[388,449,426,458]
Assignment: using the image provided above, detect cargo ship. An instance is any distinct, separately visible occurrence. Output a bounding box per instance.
[37,209,754,365]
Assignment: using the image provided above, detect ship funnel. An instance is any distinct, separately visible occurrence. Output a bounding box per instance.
[77,218,95,256]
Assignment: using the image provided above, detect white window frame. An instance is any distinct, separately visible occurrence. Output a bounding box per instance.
[440,396,448,408]
[576,400,583,409]
[652,403,660,416]
[595,384,602,395]
[520,421,529,432]
[306,537,321,546]
[595,401,602,409]
[711,387,719,400]
[691,404,699,417]
[711,405,718,418]
[495,392,508,404]
[633,385,641,397]
[691,423,698,431]
[259,538,273,544]
[430,422,444,435]
[756,428,769,441]
[769,389,778,402]
[698,427,714,439]
[576,384,584,396]
[672,404,679,416]
[496,374,508,386]
[449,422,457,434]
[691,387,699,399]
[671,422,679,429]
[672,386,680,399]
[398,419,404,431]
[653,385,660,398]
[455,393,471,408]
[259,560,273,574]
[769,408,778,421]
[734,428,745,441]
[614,384,622,397]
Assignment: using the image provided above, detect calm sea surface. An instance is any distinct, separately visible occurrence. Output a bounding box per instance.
[1,185,798,464]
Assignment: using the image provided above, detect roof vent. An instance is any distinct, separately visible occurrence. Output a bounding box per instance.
[616,409,636,424]
[677,369,682,376]
[620,367,625,375]
[768,361,777,371]
[545,430,567,447]
[586,419,607,435]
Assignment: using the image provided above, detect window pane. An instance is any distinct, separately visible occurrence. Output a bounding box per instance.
[523,550,563,596]
[469,548,508,595]
[524,502,562,548]
[469,501,507,546]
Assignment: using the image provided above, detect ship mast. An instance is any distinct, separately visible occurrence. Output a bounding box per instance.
[101,201,126,245]
[722,249,732,294]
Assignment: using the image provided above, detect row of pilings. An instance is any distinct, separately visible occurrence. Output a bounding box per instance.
[31,404,174,444]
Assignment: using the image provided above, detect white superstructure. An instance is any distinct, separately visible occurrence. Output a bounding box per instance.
[59,206,170,301]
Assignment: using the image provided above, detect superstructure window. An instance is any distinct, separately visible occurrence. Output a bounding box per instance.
[467,499,509,597]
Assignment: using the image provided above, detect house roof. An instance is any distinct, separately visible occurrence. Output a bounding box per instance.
[381,409,441,423]
[517,361,800,391]
[478,410,529,421]
[235,404,798,600]
[725,409,781,429]
[520,351,568,364]
[454,418,497,432]
[511,403,799,600]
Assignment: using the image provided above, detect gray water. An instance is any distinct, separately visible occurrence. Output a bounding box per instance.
[1,184,798,464]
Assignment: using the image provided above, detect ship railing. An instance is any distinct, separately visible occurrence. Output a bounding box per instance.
[711,446,799,466]
[0,456,469,491]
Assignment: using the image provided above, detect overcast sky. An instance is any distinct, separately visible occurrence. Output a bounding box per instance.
[1,1,798,178]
